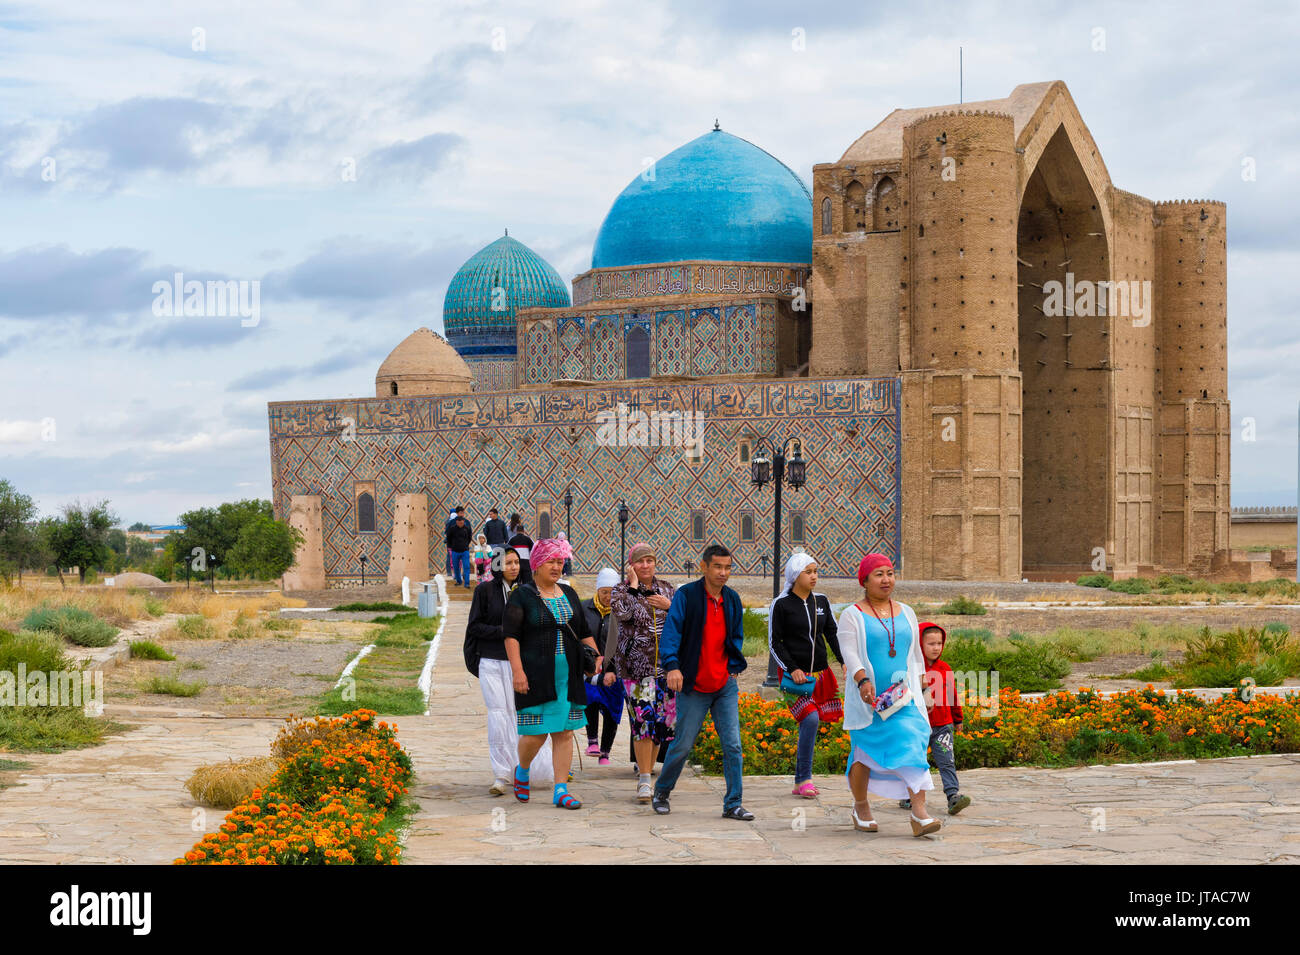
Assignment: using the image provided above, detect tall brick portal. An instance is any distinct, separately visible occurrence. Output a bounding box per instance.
[813,81,1229,579]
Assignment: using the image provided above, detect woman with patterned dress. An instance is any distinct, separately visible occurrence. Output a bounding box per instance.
[503,537,599,809]
[606,542,676,805]
[837,552,941,837]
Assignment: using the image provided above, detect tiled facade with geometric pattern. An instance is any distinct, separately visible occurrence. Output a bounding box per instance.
[268,377,900,587]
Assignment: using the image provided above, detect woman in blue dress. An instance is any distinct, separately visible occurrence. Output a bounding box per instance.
[837,552,941,836]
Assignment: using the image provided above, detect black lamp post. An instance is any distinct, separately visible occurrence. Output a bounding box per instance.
[683,559,695,579]
[618,499,630,574]
[759,554,770,579]
[208,553,220,593]
[359,553,368,587]
[564,484,574,571]
[750,437,807,686]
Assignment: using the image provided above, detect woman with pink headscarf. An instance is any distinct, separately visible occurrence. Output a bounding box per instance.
[836,552,940,837]
[503,537,600,810]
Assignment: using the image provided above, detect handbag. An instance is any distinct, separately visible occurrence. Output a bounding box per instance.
[779,594,822,695]
[873,678,912,719]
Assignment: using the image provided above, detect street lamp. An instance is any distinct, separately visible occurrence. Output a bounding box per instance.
[618,499,630,574]
[208,553,220,593]
[358,553,368,587]
[683,559,695,579]
[750,436,808,685]
[564,484,574,571]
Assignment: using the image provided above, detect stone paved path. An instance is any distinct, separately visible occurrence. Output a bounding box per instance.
[400,600,1300,864]
[0,714,279,863]
[4,599,1299,864]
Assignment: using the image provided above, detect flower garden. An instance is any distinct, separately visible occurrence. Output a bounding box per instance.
[177,709,411,865]
[691,686,1300,775]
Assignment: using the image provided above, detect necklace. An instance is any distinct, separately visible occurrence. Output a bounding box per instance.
[863,596,897,657]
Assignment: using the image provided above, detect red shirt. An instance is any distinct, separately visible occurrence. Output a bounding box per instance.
[694,591,729,693]
[924,658,964,727]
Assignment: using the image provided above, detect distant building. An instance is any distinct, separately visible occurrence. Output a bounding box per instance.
[125,524,186,551]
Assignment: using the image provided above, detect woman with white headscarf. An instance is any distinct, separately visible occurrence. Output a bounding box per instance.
[769,552,843,798]
[581,567,625,763]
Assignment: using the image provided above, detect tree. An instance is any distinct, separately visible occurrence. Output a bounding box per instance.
[0,479,38,584]
[128,521,151,532]
[227,515,304,580]
[126,537,155,567]
[48,500,119,584]
[174,499,273,577]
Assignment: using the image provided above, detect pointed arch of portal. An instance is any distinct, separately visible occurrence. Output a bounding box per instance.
[1017,120,1112,573]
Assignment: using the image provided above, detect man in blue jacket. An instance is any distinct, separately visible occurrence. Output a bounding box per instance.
[652,544,752,820]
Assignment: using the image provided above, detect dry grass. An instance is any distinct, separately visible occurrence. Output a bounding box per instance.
[185,757,282,809]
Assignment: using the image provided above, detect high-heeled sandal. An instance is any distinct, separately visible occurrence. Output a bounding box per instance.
[910,812,941,837]
[851,807,878,832]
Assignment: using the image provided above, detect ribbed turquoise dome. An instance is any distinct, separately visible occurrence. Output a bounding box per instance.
[591,129,812,269]
[443,234,571,360]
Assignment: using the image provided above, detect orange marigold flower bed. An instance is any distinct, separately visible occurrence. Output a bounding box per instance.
[176,709,409,865]
[689,688,1300,775]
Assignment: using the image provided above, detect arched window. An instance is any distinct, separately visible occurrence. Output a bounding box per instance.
[626,325,651,379]
[357,493,376,533]
[820,196,832,235]
[740,512,754,543]
[873,176,897,231]
[538,507,553,540]
[844,180,866,230]
[390,381,398,396]
[790,511,805,545]
[690,510,705,542]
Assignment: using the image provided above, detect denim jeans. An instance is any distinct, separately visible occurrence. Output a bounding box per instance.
[451,550,472,584]
[795,709,819,783]
[655,675,743,811]
[930,723,960,797]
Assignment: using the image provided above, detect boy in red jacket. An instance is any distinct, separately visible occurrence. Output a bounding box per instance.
[900,622,972,815]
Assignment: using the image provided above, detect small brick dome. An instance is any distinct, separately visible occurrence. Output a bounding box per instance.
[375,327,475,397]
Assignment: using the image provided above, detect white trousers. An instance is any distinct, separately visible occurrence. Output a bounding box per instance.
[478,658,554,783]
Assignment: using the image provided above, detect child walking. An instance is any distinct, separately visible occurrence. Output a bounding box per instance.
[901,622,971,815]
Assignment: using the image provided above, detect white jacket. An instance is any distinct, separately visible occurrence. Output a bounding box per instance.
[837,600,929,731]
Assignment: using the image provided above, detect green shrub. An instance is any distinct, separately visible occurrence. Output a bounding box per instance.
[742,609,768,656]
[1076,574,1112,588]
[1154,574,1197,594]
[1123,662,1174,681]
[143,597,166,617]
[1263,621,1290,635]
[938,636,993,673]
[0,629,73,677]
[1173,627,1300,688]
[332,602,414,613]
[993,637,1072,692]
[937,594,987,615]
[143,672,204,697]
[949,627,994,642]
[262,618,301,633]
[20,605,118,647]
[174,615,216,639]
[1107,577,1152,595]
[129,640,175,661]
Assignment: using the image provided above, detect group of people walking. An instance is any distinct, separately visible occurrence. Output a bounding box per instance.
[463,528,971,834]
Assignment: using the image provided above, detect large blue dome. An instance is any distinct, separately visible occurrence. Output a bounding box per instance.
[443,234,571,360]
[591,129,812,269]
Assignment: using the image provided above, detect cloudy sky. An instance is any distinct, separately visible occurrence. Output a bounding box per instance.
[1,0,1296,524]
